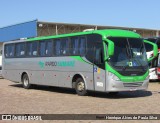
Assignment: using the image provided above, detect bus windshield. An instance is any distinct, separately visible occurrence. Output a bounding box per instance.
[108,37,148,69]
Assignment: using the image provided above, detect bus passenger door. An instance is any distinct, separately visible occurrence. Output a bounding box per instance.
[93,43,106,92]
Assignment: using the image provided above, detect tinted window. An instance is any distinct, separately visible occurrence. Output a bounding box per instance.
[26,43,32,56]
[26,42,38,57]
[61,38,69,56]
[70,36,86,56]
[5,44,15,58]
[15,43,25,57]
[71,37,79,55]
[79,37,86,56]
[39,41,46,56]
[46,40,53,56]
[54,39,61,56]
[95,43,104,65]
[86,34,102,63]
[32,42,38,56]
[39,40,53,56]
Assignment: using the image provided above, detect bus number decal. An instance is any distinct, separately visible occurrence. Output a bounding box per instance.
[94,67,101,74]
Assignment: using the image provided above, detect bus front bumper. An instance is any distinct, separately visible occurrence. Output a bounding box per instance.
[106,78,149,92]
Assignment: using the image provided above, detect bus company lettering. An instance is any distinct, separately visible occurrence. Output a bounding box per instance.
[45,61,75,67]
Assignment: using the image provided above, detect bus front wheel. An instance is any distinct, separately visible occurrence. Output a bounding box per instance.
[75,78,87,96]
[22,74,31,89]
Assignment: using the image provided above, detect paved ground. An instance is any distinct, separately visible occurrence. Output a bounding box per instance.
[0,79,160,123]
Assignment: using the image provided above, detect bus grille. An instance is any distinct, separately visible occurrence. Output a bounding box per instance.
[123,82,143,87]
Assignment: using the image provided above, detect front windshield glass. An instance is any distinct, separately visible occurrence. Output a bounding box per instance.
[108,37,148,68]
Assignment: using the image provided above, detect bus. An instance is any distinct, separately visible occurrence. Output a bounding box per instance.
[0,43,3,77]
[157,54,160,80]
[2,29,158,96]
[148,52,160,81]
[145,37,160,80]
[145,37,160,59]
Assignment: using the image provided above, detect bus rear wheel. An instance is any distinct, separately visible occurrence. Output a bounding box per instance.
[22,74,31,89]
[75,78,87,96]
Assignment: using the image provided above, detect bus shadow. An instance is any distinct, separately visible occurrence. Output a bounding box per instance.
[149,80,160,83]
[9,84,153,99]
[34,85,76,95]
[9,84,76,95]
[88,91,153,99]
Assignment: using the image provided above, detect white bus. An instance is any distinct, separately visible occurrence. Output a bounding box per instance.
[145,37,160,80]
[0,42,3,77]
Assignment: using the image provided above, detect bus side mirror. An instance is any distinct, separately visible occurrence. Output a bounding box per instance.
[144,40,158,62]
[108,41,114,56]
[104,39,114,57]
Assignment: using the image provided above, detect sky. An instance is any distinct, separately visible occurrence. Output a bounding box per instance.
[0,0,160,29]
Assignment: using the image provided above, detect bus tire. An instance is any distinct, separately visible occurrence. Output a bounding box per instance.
[75,78,87,96]
[22,74,31,89]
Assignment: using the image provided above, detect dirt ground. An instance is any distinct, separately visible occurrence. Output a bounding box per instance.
[0,79,160,123]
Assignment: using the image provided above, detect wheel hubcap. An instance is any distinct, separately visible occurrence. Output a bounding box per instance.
[24,77,29,86]
[77,82,85,91]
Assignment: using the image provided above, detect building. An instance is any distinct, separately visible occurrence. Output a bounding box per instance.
[1,19,160,42]
[0,19,160,56]
[37,21,160,38]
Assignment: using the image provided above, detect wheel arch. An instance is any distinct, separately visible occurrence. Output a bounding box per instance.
[21,71,30,83]
[72,73,87,90]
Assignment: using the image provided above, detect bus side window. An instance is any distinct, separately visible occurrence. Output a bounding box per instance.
[46,40,53,56]
[32,42,38,56]
[15,43,25,57]
[5,45,8,57]
[79,37,86,56]
[26,43,32,56]
[94,42,104,69]
[39,41,46,56]
[86,34,103,64]
[55,39,61,56]
[71,37,79,55]
[61,38,69,56]
[5,44,15,58]
[95,47,103,64]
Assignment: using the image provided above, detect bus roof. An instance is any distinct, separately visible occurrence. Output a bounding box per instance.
[27,29,141,41]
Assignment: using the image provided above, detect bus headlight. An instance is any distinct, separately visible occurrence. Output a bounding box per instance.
[108,72,120,81]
